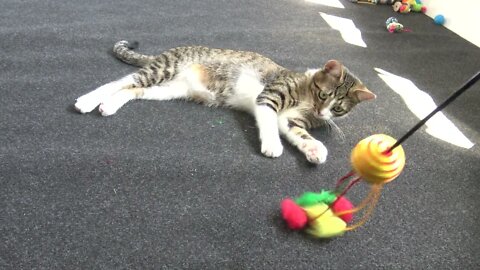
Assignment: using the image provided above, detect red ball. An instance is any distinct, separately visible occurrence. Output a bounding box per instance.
[280,199,308,230]
[331,196,354,223]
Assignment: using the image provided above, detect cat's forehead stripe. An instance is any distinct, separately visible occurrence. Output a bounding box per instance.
[335,72,357,97]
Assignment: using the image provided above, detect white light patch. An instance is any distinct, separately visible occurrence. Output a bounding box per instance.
[319,12,367,48]
[375,68,474,149]
[306,0,344,9]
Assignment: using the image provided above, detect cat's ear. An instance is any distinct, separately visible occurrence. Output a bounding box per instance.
[353,88,376,102]
[323,60,343,78]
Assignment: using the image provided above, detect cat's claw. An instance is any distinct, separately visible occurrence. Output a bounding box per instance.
[301,140,328,164]
[261,140,284,158]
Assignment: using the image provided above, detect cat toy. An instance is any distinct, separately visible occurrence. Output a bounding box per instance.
[385,17,409,33]
[392,0,426,13]
[434,15,446,25]
[281,71,480,238]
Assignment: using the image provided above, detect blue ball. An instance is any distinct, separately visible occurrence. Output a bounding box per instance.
[434,15,445,25]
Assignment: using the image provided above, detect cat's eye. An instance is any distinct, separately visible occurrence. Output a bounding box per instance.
[332,105,344,113]
[318,91,328,100]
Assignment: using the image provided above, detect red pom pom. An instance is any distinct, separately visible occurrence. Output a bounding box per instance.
[281,199,308,230]
[331,196,354,223]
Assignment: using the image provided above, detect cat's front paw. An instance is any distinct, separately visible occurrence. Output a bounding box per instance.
[261,139,284,158]
[301,140,328,164]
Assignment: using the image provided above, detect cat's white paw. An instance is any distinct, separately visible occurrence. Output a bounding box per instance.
[261,139,284,158]
[301,140,328,164]
[98,102,118,116]
[74,95,102,114]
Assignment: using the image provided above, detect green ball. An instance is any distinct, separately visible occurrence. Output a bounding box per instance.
[295,190,337,207]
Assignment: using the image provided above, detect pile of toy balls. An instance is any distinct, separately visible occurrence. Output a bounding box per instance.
[392,0,426,14]
[385,17,404,33]
[280,190,354,238]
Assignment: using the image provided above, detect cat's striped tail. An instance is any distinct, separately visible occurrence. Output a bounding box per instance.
[112,40,156,67]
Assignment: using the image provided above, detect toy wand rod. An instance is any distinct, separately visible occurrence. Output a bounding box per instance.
[388,71,480,152]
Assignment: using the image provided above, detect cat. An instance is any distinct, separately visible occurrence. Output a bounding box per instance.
[74,40,376,164]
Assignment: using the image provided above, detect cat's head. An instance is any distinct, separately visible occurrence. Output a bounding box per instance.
[308,60,375,120]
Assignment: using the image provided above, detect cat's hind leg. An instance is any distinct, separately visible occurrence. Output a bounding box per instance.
[97,88,139,116]
[88,64,215,116]
[97,80,191,116]
[135,65,215,105]
[75,74,137,113]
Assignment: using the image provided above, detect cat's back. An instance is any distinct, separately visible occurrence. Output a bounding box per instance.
[165,46,283,72]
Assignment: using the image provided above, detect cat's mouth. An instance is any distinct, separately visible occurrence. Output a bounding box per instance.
[314,111,331,121]
[313,108,333,120]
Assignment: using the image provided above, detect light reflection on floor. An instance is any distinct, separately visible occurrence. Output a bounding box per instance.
[375,68,474,149]
[306,0,344,9]
[319,12,367,48]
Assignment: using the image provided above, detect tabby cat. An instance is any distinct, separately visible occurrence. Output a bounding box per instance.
[75,41,375,164]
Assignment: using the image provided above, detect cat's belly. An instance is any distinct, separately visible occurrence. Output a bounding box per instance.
[225,67,264,113]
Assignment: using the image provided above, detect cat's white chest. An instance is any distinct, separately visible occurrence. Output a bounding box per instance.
[226,67,265,113]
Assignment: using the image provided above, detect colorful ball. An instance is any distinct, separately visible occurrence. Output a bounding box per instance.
[411,3,426,13]
[385,17,405,33]
[303,203,347,238]
[331,196,354,223]
[351,134,406,185]
[280,199,308,230]
[295,190,337,207]
[387,22,404,33]
[385,17,398,27]
[434,15,445,25]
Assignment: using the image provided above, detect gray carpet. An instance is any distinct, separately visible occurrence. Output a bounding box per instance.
[1,0,479,269]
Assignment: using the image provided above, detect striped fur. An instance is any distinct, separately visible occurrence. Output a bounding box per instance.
[75,41,376,163]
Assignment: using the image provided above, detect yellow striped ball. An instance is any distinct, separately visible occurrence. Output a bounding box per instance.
[351,134,405,185]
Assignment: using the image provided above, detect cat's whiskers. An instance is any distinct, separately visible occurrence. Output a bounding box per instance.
[326,119,345,141]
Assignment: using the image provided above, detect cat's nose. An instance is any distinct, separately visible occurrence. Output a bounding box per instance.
[315,111,325,119]
[316,109,331,120]
[318,108,329,116]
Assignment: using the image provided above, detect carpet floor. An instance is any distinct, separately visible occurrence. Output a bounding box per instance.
[1,0,479,269]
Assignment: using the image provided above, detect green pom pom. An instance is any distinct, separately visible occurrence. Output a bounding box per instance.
[295,190,337,207]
